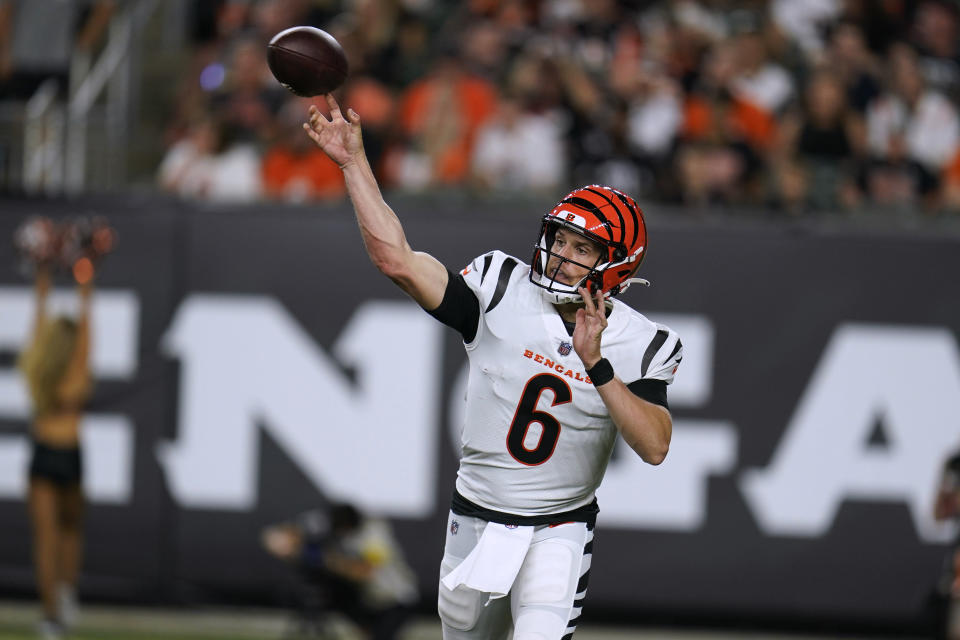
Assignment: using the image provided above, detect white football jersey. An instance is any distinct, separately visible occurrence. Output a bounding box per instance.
[455,251,682,516]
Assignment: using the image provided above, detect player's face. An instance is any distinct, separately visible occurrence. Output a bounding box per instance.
[546,227,604,286]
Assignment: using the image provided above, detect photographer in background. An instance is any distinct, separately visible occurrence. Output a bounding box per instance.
[262,502,419,640]
[934,450,960,640]
[14,216,114,639]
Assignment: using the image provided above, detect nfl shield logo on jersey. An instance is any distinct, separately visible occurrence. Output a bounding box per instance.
[558,341,573,356]
[450,520,459,535]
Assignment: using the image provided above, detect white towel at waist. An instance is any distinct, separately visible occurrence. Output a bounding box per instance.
[441,522,534,599]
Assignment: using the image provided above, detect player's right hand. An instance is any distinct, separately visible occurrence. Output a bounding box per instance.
[303,94,364,170]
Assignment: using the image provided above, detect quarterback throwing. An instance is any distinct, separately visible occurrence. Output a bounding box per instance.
[304,94,682,640]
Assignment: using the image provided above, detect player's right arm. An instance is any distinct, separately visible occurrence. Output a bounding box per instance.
[303,94,448,311]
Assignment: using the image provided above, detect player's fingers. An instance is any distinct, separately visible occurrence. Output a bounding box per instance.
[307,105,326,126]
[310,108,330,127]
[579,286,594,312]
[347,107,361,125]
[302,122,321,144]
[325,93,343,120]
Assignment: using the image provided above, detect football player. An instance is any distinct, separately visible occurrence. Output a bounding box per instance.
[304,94,681,640]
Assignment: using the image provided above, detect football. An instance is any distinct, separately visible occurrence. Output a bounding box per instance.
[266,26,349,97]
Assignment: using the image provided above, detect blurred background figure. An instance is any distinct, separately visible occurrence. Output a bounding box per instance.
[262,502,419,640]
[261,97,346,202]
[385,50,498,190]
[157,112,263,202]
[864,43,959,212]
[469,91,565,195]
[910,0,960,104]
[772,69,865,214]
[934,449,960,640]
[13,216,114,640]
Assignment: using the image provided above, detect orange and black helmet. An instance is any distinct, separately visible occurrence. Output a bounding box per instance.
[530,185,649,303]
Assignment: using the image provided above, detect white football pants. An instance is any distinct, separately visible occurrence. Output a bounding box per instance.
[437,512,593,640]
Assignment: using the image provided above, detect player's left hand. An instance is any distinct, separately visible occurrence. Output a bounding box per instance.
[573,286,607,369]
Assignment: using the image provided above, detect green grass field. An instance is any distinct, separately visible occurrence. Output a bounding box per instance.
[0,601,922,640]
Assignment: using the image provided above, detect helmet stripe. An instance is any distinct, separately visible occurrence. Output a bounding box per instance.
[612,191,641,249]
[584,187,627,246]
[562,196,615,242]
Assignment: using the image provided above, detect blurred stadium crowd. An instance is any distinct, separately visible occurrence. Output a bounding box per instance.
[152,0,960,215]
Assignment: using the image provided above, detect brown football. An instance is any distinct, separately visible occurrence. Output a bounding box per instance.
[266,26,348,97]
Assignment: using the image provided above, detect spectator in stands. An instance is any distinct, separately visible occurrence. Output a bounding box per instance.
[250,0,312,46]
[845,0,914,58]
[157,113,262,202]
[460,19,510,83]
[153,0,960,219]
[262,98,345,202]
[342,76,397,182]
[770,0,842,66]
[824,20,883,114]
[677,40,769,206]
[910,0,960,104]
[864,43,960,210]
[729,10,795,118]
[612,22,684,200]
[372,10,433,88]
[470,92,565,194]
[212,35,287,145]
[262,502,419,640]
[386,51,498,189]
[772,70,866,213]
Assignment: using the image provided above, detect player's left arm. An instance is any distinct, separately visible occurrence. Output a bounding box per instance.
[573,287,672,465]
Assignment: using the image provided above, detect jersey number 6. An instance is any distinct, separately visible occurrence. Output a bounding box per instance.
[507,373,572,466]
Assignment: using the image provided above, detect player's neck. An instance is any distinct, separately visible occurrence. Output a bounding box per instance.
[553,302,582,324]
[552,301,613,325]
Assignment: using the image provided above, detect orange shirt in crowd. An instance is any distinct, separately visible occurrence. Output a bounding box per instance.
[397,73,498,183]
[262,148,346,201]
[944,147,960,185]
[683,95,776,150]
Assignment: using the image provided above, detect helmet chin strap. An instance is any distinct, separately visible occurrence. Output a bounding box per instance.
[625,277,651,287]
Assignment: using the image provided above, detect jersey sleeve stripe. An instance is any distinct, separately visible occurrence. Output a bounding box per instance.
[665,338,683,364]
[641,329,669,377]
[484,257,518,313]
[480,253,493,284]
